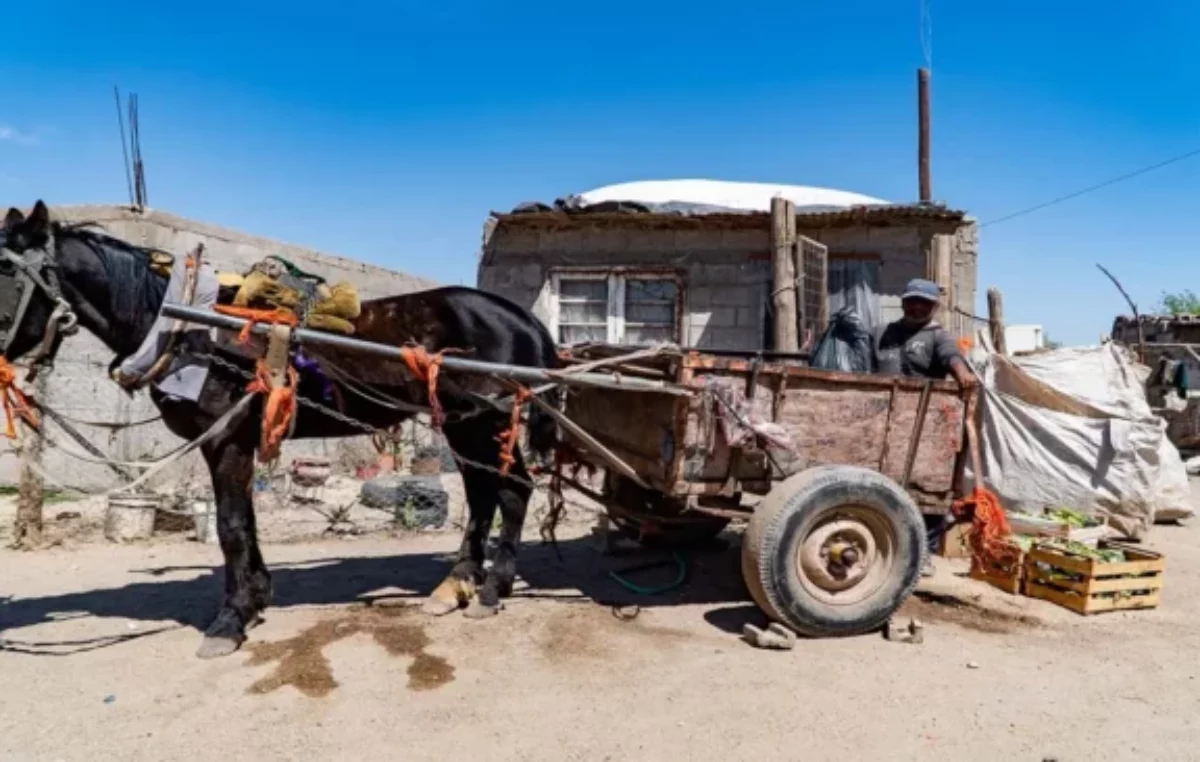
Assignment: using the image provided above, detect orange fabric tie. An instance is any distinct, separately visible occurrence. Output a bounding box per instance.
[0,357,39,440]
[246,358,298,463]
[495,386,532,477]
[957,336,975,355]
[214,305,300,344]
[400,345,449,429]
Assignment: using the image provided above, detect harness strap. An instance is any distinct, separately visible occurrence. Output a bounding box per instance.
[246,325,298,463]
[127,246,204,390]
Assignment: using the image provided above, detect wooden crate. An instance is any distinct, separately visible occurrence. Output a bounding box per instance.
[969,550,1026,595]
[1024,542,1165,615]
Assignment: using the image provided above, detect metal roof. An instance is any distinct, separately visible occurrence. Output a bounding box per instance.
[491,202,970,231]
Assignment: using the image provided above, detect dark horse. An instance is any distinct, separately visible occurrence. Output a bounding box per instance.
[1,201,560,658]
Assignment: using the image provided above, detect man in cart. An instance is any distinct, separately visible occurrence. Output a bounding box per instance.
[872,278,977,574]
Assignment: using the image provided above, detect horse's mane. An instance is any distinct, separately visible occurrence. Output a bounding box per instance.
[53,221,168,331]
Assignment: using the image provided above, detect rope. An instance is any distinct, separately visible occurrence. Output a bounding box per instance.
[608,552,688,596]
[952,486,1017,572]
[399,345,457,429]
[495,386,531,477]
[0,357,39,439]
[213,305,299,344]
[246,358,298,463]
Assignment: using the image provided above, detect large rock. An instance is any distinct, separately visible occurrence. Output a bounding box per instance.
[359,475,449,529]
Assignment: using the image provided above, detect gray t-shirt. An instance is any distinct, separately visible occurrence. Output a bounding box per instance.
[872,320,961,379]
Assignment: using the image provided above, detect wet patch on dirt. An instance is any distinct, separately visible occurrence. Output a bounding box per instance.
[244,605,454,697]
[538,604,694,663]
[899,591,1041,635]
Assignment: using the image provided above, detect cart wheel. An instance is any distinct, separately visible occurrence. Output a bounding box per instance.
[741,465,926,637]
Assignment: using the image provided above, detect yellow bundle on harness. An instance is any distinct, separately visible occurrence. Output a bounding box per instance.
[219,256,362,336]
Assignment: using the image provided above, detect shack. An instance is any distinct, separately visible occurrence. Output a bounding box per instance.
[478,181,979,351]
[1112,314,1200,450]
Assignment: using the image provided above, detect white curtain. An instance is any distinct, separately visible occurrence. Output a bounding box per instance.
[828,259,882,331]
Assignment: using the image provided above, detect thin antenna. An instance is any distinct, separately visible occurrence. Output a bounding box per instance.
[126,93,148,211]
[113,85,134,207]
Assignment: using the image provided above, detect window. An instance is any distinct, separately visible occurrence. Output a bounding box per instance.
[551,272,681,346]
[827,257,882,330]
[623,278,678,345]
[557,278,610,344]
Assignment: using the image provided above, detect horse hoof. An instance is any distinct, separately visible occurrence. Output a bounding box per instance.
[421,597,462,617]
[463,600,501,619]
[196,635,243,659]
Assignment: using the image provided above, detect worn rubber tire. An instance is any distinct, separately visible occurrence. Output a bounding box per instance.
[741,465,926,637]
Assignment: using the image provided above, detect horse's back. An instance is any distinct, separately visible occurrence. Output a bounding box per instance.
[356,285,557,369]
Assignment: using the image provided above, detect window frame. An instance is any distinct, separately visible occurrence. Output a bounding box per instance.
[549,268,684,346]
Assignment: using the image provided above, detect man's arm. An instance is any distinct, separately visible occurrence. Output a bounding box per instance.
[934,329,977,389]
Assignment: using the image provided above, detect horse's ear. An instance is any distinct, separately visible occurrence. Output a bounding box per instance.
[3,208,22,230]
[25,200,49,233]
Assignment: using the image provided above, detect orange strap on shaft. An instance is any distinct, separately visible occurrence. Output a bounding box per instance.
[214,305,300,344]
[246,358,298,463]
[400,345,449,429]
[495,386,532,477]
[0,357,39,440]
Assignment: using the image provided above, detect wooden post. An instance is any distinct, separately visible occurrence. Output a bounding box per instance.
[987,287,1007,355]
[918,68,932,202]
[12,378,46,549]
[770,197,799,352]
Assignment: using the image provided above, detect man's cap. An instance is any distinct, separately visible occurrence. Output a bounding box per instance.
[901,278,941,303]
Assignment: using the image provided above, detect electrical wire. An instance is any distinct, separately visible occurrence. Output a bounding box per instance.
[982,146,1200,228]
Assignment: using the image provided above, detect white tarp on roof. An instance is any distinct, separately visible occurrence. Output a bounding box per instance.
[975,340,1193,538]
[576,179,889,213]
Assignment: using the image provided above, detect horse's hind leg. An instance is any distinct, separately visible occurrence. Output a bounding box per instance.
[196,426,272,659]
[465,447,532,619]
[423,431,497,616]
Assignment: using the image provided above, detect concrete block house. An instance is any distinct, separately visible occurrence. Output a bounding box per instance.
[477,181,979,352]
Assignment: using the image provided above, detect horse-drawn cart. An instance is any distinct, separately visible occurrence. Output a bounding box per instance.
[556,344,970,638]
[161,304,970,639]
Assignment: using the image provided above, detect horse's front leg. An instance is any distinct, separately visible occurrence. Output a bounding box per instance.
[196,427,271,659]
[422,464,494,616]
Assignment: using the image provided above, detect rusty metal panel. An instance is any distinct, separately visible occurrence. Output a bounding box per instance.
[561,385,681,489]
[776,376,964,501]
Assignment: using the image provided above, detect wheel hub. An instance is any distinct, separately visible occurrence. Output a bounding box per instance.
[794,506,897,606]
[799,520,877,592]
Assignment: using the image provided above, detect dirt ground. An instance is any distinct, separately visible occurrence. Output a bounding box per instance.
[3,482,1199,762]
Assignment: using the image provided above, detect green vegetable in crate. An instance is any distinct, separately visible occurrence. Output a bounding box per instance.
[1045,507,1096,528]
[1040,538,1126,563]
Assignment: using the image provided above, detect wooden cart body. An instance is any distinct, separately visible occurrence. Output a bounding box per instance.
[561,347,968,513]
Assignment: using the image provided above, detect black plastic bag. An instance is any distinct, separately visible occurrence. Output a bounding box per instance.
[809,307,874,373]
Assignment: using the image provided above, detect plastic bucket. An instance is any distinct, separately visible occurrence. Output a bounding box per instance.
[104,494,160,542]
[192,499,219,544]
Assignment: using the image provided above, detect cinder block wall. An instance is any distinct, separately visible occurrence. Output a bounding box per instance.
[0,205,438,491]
[479,217,978,349]
[478,225,771,351]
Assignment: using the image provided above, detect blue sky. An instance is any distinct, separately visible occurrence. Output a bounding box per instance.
[2,0,1197,345]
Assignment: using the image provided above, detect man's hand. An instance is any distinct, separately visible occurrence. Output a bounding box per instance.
[949,357,978,390]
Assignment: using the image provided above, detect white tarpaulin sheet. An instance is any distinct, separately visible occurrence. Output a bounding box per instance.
[975,341,1193,538]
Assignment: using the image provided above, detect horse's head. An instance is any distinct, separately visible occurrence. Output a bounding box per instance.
[0,200,79,376]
